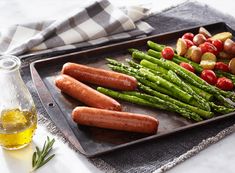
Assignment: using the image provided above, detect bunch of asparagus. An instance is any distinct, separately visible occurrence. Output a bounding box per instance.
[97,41,235,122]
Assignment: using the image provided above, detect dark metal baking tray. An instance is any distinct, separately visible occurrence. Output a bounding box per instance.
[30,22,235,157]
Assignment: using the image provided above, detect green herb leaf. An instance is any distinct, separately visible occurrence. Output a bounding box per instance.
[31,136,55,172]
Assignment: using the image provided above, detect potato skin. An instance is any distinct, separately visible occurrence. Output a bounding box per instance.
[224,39,235,55]
[229,58,235,74]
[193,34,206,46]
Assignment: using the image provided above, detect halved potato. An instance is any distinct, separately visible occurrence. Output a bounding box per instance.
[200,52,217,70]
[193,34,206,46]
[185,46,202,63]
[199,27,212,38]
[176,38,188,56]
[211,32,232,42]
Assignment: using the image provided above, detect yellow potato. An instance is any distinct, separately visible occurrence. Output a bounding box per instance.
[211,32,232,42]
[176,38,188,56]
[200,52,216,70]
[185,46,202,63]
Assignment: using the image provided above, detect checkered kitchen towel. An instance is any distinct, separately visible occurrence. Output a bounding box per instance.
[0,0,154,57]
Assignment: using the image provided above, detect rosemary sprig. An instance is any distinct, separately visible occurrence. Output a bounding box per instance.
[31,136,55,172]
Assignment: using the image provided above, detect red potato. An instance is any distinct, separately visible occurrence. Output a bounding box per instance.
[182,33,194,41]
[199,42,218,55]
[200,70,217,85]
[229,58,235,74]
[206,38,213,43]
[161,46,174,60]
[180,62,195,73]
[199,27,212,38]
[193,34,206,46]
[211,39,223,52]
[218,51,234,59]
[216,77,234,91]
[55,74,121,111]
[62,63,137,91]
[214,62,230,72]
[72,107,159,134]
[185,46,202,63]
[184,39,194,48]
[224,39,235,55]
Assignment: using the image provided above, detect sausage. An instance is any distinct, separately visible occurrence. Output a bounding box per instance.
[62,62,137,91]
[72,107,159,134]
[55,74,121,111]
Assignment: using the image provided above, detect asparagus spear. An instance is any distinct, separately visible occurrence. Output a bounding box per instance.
[140,59,211,110]
[97,87,167,110]
[165,60,235,105]
[209,102,235,114]
[147,41,164,52]
[126,59,142,69]
[128,48,140,54]
[137,83,213,119]
[215,70,235,83]
[147,41,202,71]
[107,61,213,118]
[140,59,168,74]
[186,83,213,101]
[138,68,193,103]
[147,41,176,52]
[98,87,203,121]
[123,91,202,121]
[138,82,230,115]
[108,58,194,105]
[168,70,211,111]
[107,59,171,95]
[108,64,173,96]
[132,51,235,108]
[147,48,203,73]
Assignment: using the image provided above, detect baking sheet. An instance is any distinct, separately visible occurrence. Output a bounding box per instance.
[30,22,235,157]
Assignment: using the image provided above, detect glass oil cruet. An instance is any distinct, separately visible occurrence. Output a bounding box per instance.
[0,55,37,150]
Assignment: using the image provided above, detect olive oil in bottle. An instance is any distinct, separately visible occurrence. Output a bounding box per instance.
[0,55,37,150]
[0,108,37,150]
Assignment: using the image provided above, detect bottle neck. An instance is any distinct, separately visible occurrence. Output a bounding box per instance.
[0,56,31,111]
[0,55,21,72]
[0,55,22,94]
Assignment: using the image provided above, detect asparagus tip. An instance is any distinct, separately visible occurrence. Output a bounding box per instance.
[128,48,139,54]
[105,57,114,61]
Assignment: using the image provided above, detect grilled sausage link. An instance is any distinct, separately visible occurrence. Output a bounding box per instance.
[72,107,159,134]
[55,74,121,111]
[62,62,137,91]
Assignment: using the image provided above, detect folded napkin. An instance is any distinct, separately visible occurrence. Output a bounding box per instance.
[0,0,154,56]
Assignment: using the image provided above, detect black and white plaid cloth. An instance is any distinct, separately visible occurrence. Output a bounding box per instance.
[0,0,154,57]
